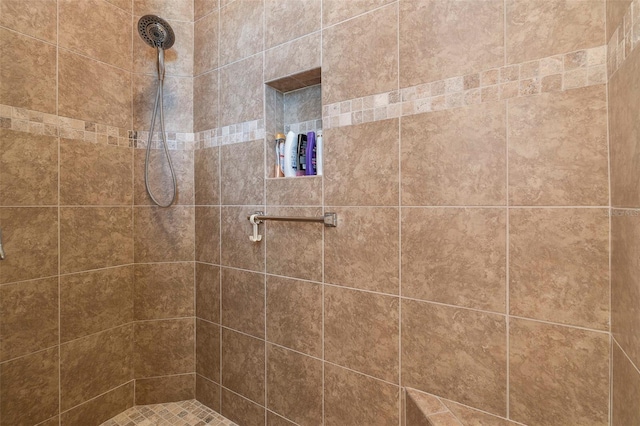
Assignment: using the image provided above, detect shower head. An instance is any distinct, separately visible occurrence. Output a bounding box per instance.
[138,15,175,49]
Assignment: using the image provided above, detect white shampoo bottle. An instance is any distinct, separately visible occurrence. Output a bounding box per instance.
[316,130,323,176]
[283,130,297,177]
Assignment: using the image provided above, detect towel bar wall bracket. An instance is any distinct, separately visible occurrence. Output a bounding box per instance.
[247,211,337,242]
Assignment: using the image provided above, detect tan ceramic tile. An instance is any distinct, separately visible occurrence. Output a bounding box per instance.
[402,299,507,416]
[134,149,194,206]
[221,140,264,205]
[610,46,640,208]
[60,324,133,410]
[195,0,218,20]
[405,393,435,426]
[220,206,265,271]
[510,208,609,329]
[134,262,194,320]
[607,0,631,40]
[134,0,194,21]
[266,176,322,206]
[196,262,221,323]
[266,345,322,426]
[134,318,195,378]
[405,388,446,417]
[401,102,507,206]
[133,74,194,132]
[219,55,264,126]
[196,206,221,264]
[133,17,194,77]
[58,49,131,128]
[222,328,265,405]
[221,267,265,338]
[38,416,60,426]
[60,382,133,426]
[265,207,322,281]
[508,85,608,206]
[612,212,640,367]
[324,119,399,206]
[219,0,263,65]
[267,412,297,426]
[221,388,266,426]
[195,10,219,75]
[322,0,394,26]
[133,206,195,262]
[0,28,57,113]
[612,342,640,426]
[443,399,520,426]
[399,0,503,87]
[266,275,322,357]
[60,138,133,206]
[322,4,397,104]
[265,0,320,49]
[194,71,219,132]
[0,347,59,425]
[324,363,399,426]
[0,129,58,206]
[195,147,220,205]
[325,285,399,383]
[60,266,134,342]
[196,319,221,382]
[0,207,58,284]
[59,0,132,70]
[509,318,609,426]
[265,33,321,83]
[283,84,322,124]
[196,375,221,412]
[506,0,605,64]
[106,0,132,12]
[60,207,133,273]
[402,208,506,313]
[135,374,195,405]
[0,277,58,361]
[0,0,57,43]
[325,207,399,294]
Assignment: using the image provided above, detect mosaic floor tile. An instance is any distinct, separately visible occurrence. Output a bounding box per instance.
[101,399,238,426]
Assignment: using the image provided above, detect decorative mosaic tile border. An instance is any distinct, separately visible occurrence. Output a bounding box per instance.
[607,0,640,77]
[322,46,607,129]
[195,118,266,149]
[285,119,323,135]
[101,399,237,426]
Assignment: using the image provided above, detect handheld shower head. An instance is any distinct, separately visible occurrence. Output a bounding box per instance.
[138,15,175,49]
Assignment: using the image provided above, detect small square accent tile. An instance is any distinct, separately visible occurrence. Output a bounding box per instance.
[101,400,239,426]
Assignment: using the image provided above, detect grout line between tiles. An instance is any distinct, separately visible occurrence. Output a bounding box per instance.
[612,336,640,376]
[59,380,135,417]
[505,97,510,420]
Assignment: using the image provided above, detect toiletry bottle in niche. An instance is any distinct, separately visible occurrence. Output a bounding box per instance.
[275,133,285,177]
[296,133,307,176]
[283,130,297,177]
[306,131,316,175]
[316,130,323,176]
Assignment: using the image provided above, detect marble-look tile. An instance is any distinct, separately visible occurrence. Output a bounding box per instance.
[283,84,321,124]
[265,207,322,282]
[221,388,266,426]
[324,119,399,206]
[399,0,503,87]
[0,28,57,113]
[0,129,58,206]
[322,0,394,27]
[0,347,59,426]
[266,275,322,357]
[325,207,399,294]
[219,55,264,126]
[196,319,221,382]
[196,206,221,264]
[322,4,397,104]
[134,262,194,320]
[267,345,322,426]
[405,388,447,419]
[612,342,640,426]
[195,10,219,75]
[325,285,399,383]
[133,74,194,132]
[133,17,194,77]
[267,412,297,426]
[135,374,195,404]
[222,328,265,405]
[58,49,131,128]
[196,262,221,323]
[266,176,322,206]
[219,0,263,65]
[106,0,132,12]
[60,382,133,426]
[59,0,132,70]
[444,398,521,426]
[324,363,399,426]
[195,147,220,206]
[265,0,320,48]
[402,299,507,415]
[60,207,133,273]
[134,318,195,378]
[265,33,321,83]
[60,138,133,206]
[220,206,265,271]
[196,375,221,412]
[0,277,58,361]
[195,0,218,20]
[0,0,57,43]
[607,0,631,40]
[509,318,609,426]
[60,266,134,342]
[508,85,608,206]
[402,208,506,313]
[134,0,194,21]
[506,0,605,64]
[0,207,58,284]
[401,102,506,206]
[221,140,264,205]
[510,208,609,329]
[221,267,265,338]
[134,149,194,206]
[194,70,219,132]
[60,324,133,410]
[133,206,195,262]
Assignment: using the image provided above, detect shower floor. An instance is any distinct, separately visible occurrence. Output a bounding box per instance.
[100,399,237,426]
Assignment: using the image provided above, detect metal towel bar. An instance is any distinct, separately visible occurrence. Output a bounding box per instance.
[247,211,337,242]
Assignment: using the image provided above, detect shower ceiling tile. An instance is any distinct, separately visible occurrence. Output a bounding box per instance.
[219,0,264,66]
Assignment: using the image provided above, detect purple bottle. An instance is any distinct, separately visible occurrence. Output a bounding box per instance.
[305,131,316,175]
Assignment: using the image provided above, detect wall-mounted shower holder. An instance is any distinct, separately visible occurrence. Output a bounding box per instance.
[247,211,337,242]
